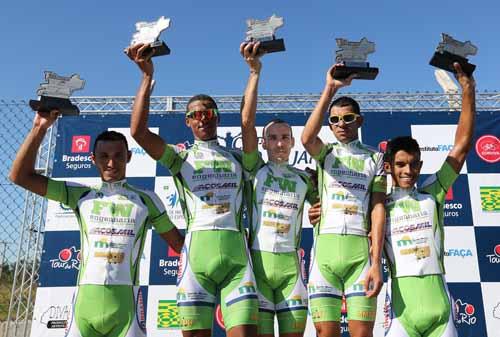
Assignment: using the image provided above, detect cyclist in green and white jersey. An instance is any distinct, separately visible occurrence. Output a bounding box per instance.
[382,63,475,337]
[240,42,318,337]
[301,64,386,337]
[127,44,258,337]
[10,112,184,337]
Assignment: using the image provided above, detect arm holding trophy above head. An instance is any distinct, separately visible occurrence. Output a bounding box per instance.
[245,14,285,54]
[240,41,262,155]
[430,33,477,76]
[301,65,356,157]
[126,43,166,161]
[29,71,85,116]
[128,16,172,57]
[331,37,379,80]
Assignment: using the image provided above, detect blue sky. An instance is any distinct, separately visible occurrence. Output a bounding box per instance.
[1,0,499,100]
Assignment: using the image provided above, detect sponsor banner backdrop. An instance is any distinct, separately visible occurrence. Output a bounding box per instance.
[34,111,499,337]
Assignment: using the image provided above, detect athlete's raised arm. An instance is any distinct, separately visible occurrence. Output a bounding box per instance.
[9,110,59,196]
[446,62,476,173]
[240,42,262,154]
[127,43,166,160]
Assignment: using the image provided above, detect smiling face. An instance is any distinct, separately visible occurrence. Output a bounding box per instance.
[262,122,294,164]
[328,105,362,144]
[185,100,218,141]
[91,140,131,182]
[386,150,423,189]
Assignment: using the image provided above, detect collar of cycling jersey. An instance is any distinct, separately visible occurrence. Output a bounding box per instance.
[98,179,127,192]
[390,186,417,199]
[193,138,219,148]
[336,138,361,149]
[267,160,289,169]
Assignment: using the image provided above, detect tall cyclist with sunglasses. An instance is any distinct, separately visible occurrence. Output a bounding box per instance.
[126,44,258,337]
[301,64,386,337]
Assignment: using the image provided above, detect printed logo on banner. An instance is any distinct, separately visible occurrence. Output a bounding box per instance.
[155,177,186,229]
[149,231,180,285]
[50,246,81,270]
[448,283,487,337]
[40,304,71,329]
[479,283,500,337]
[157,300,180,329]
[215,304,224,329]
[474,227,500,281]
[455,299,477,325]
[486,244,500,264]
[494,303,500,319]
[378,140,388,152]
[480,186,500,212]
[475,135,500,163]
[71,135,91,153]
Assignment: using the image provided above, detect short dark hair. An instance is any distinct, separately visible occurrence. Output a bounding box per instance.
[186,94,218,112]
[92,131,129,154]
[328,96,360,115]
[385,136,421,163]
[262,118,293,138]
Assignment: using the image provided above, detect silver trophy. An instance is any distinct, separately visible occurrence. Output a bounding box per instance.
[29,71,85,116]
[430,33,477,76]
[129,16,171,57]
[332,37,379,80]
[245,14,285,54]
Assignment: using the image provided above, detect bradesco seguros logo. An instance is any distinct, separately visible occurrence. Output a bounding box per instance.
[50,246,81,270]
[62,135,92,171]
[475,135,500,163]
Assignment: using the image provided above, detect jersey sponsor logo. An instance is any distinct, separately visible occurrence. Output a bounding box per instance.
[445,248,473,258]
[91,201,134,217]
[329,180,367,191]
[201,202,230,214]
[193,159,233,174]
[351,280,366,293]
[475,135,500,163]
[61,154,92,171]
[262,199,298,210]
[157,299,180,329]
[331,156,366,172]
[330,202,359,215]
[455,299,477,325]
[388,199,421,215]
[420,144,453,152]
[94,238,126,249]
[286,295,305,307]
[40,304,71,329]
[479,186,500,212]
[192,182,237,192]
[308,283,336,295]
[238,282,257,295]
[50,246,80,270]
[400,245,430,260]
[89,227,135,236]
[94,251,125,263]
[486,244,500,263]
[396,235,428,247]
[71,135,91,153]
[192,172,237,180]
[263,173,297,192]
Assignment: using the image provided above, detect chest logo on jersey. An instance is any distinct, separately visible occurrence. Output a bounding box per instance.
[262,209,291,234]
[388,199,421,216]
[91,201,134,217]
[330,156,366,174]
[397,235,430,260]
[263,173,297,192]
[193,159,233,174]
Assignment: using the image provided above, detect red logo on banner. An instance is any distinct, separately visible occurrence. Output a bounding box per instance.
[378,141,388,152]
[446,186,454,201]
[71,135,91,153]
[168,246,180,257]
[475,135,500,163]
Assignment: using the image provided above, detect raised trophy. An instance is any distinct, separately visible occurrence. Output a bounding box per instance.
[429,33,477,76]
[29,71,85,116]
[129,16,171,57]
[245,14,285,54]
[332,37,379,80]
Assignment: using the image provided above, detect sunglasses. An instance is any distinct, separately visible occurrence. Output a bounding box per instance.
[186,108,219,121]
[328,113,358,126]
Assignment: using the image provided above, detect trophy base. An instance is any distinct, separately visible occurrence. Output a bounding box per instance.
[29,96,80,116]
[257,39,286,54]
[429,51,475,76]
[332,65,379,80]
[146,41,171,57]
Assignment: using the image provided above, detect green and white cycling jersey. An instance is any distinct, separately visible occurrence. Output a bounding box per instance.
[384,161,458,277]
[243,150,317,252]
[159,139,245,232]
[314,140,386,236]
[46,179,174,285]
